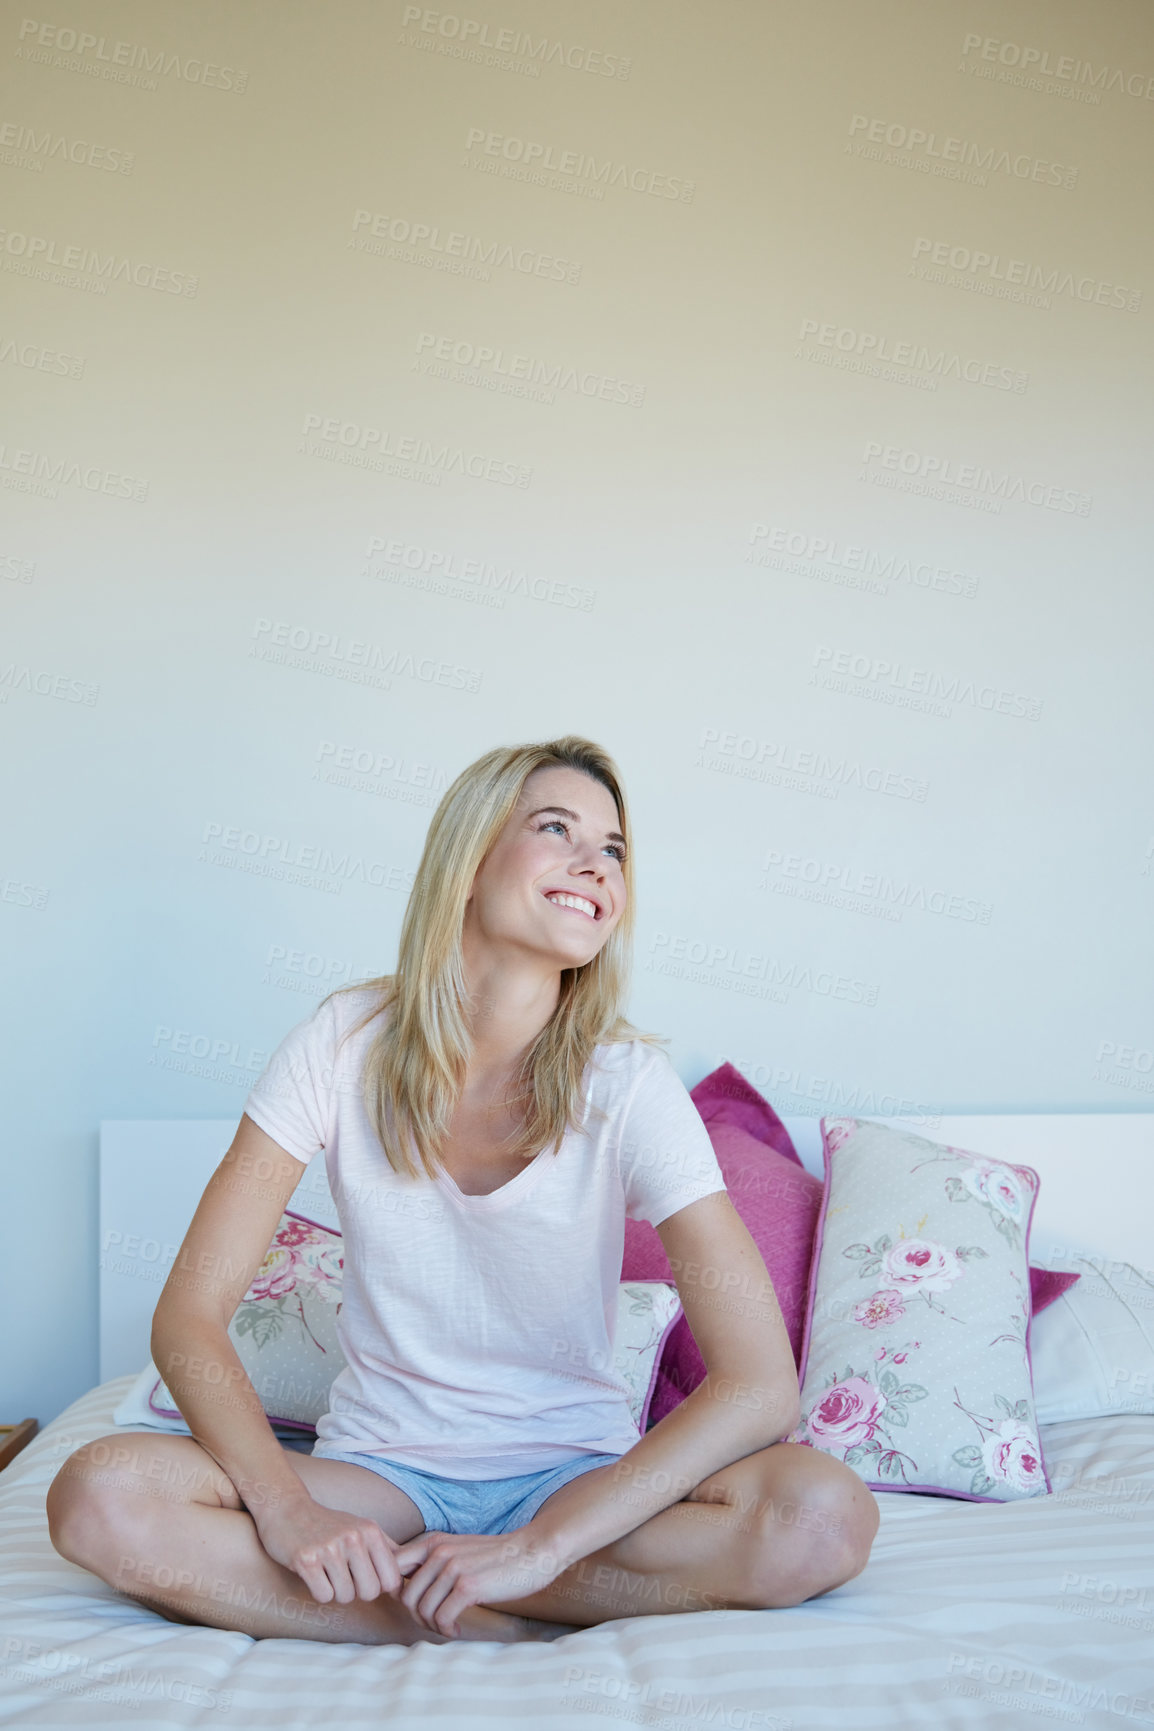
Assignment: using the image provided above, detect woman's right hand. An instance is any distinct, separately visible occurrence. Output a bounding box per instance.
[254,1491,403,1603]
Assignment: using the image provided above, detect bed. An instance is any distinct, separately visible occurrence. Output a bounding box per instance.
[2,1113,1152,1730]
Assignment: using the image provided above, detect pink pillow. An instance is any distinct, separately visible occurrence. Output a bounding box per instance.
[623,1064,822,1427]
[1030,1266,1081,1311]
[623,1062,1080,1430]
[690,1060,802,1163]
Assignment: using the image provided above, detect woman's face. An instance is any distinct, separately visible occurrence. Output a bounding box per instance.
[464,765,628,969]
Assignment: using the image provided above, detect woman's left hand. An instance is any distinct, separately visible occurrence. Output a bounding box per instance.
[391,1526,569,1637]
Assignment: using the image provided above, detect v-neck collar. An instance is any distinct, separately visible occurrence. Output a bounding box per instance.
[434,1146,551,1210]
[431,1059,596,1211]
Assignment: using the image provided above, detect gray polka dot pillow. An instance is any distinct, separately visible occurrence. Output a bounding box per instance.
[785,1117,1051,1501]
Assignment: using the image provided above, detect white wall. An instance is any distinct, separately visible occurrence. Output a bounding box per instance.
[3,0,1151,1425]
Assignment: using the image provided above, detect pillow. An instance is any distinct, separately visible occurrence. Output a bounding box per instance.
[1029,1253,1154,1425]
[626,1063,1080,1431]
[612,1281,685,1429]
[114,1203,681,1437]
[149,1210,343,1430]
[626,1130,823,1429]
[690,1059,802,1163]
[786,1116,1051,1501]
[684,1067,1082,1320]
[627,1061,820,1428]
[1031,1265,1082,1313]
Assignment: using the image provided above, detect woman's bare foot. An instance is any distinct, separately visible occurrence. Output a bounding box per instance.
[452,1605,572,1643]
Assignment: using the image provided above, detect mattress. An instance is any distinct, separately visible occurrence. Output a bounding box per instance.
[1,1375,1151,1730]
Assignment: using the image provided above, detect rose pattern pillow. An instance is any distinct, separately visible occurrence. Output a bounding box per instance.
[786,1117,1052,1502]
[625,1060,1078,1430]
[149,1211,345,1429]
[608,1282,684,1428]
[145,1210,681,1435]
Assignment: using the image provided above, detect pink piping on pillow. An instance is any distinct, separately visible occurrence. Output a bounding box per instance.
[1020,1165,1054,1493]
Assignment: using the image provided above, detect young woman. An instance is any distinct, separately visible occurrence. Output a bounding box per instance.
[48,735,879,1645]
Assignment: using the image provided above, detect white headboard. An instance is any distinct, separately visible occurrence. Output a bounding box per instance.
[98,1113,1154,1383]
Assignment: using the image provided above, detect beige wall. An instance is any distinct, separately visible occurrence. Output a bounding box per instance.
[4,0,1152,1420]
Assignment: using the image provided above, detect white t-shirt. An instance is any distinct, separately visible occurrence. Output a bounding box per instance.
[241,986,727,1477]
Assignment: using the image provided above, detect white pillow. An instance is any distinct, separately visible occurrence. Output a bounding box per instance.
[1030,1253,1154,1424]
[114,1279,681,1443]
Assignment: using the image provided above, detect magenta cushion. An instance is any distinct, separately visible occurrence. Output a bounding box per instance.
[623,1064,822,1427]
[1030,1265,1081,1313]
[690,1060,803,1163]
[624,1062,1081,1430]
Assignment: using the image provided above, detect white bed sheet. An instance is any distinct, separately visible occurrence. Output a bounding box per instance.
[1,1375,1151,1731]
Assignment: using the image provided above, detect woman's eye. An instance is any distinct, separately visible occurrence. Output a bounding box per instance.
[539,821,625,864]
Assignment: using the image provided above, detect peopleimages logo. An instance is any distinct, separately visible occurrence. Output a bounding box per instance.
[366,536,595,611]
[15,18,248,91]
[0,226,198,294]
[761,848,993,925]
[399,7,631,78]
[811,644,1043,721]
[961,34,1154,100]
[299,413,531,488]
[748,524,978,599]
[848,114,1077,188]
[463,128,695,201]
[249,617,483,694]
[861,440,1092,516]
[649,931,880,1009]
[198,821,414,895]
[350,208,582,285]
[413,332,645,406]
[695,727,929,803]
[911,236,1141,313]
[0,442,147,501]
[0,120,134,173]
[798,318,1026,393]
[0,336,85,379]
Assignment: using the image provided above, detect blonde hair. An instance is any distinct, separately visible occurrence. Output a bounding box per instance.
[319,735,666,1179]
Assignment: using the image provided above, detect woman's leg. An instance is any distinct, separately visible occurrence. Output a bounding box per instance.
[46,1432,552,1644]
[483,1441,880,1626]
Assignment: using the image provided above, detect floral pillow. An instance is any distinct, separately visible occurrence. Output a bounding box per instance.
[625,1062,1078,1432]
[785,1117,1051,1502]
[611,1282,684,1428]
[143,1211,681,1435]
[149,1211,344,1430]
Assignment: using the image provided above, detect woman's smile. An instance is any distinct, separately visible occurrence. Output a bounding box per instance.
[542,890,600,921]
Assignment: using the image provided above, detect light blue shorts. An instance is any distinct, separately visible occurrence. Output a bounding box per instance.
[310,1445,622,1536]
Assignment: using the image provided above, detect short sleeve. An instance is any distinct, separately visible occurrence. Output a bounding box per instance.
[242,997,338,1165]
[618,1049,728,1228]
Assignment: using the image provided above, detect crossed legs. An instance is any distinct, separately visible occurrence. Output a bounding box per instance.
[47,1431,879,1644]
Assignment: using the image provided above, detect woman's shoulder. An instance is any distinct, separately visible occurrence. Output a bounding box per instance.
[330,980,390,1020]
[588,1033,670,1100]
[291,982,389,1056]
[326,982,390,1040]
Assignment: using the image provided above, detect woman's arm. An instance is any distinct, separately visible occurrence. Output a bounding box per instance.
[527,1190,801,1569]
[150,1115,324,1513]
[150,1114,400,1600]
